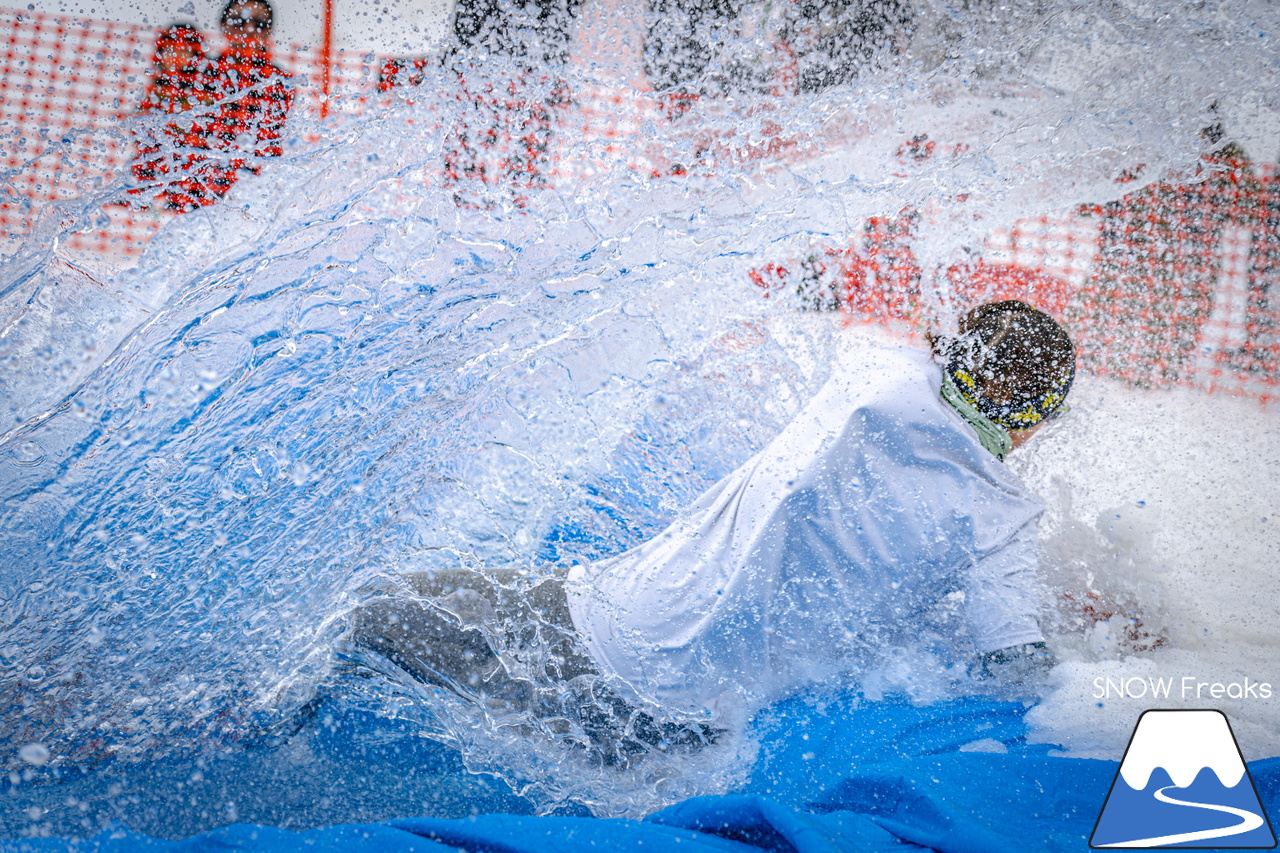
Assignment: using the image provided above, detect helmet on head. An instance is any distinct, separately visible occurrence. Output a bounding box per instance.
[937,300,1076,431]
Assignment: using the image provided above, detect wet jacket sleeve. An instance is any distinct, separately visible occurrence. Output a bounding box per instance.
[963,522,1045,653]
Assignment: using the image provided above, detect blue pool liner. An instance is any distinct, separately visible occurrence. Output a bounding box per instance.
[4,693,1277,852]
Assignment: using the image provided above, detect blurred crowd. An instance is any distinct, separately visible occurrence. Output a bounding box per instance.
[132,0,915,212]
[129,0,292,211]
[120,0,1276,383]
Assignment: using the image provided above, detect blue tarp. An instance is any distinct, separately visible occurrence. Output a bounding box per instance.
[5,694,1277,852]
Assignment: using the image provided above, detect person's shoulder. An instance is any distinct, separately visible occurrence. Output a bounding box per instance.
[864,342,934,374]
[834,338,932,370]
[789,344,942,444]
[831,344,974,444]
[830,343,938,402]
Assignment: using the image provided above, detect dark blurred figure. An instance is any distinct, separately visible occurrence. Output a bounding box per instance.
[209,0,294,170]
[452,0,583,69]
[129,23,221,211]
[782,0,911,93]
[644,0,742,95]
[443,0,581,207]
[645,0,912,97]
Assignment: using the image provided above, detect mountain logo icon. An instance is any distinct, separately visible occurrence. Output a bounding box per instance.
[1091,709,1276,848]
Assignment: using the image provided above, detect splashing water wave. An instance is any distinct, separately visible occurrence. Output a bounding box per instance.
[2,0,1279,827]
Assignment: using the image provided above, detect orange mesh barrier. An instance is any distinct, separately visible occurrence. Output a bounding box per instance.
[0,7,375,258]
[994,160,1279,402]
[756,160,1280,404]
[3,7,1277,402]
[1,11,149,254]
[1071,159,1279,396]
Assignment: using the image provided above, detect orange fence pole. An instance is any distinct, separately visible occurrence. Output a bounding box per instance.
[320,0,334,118]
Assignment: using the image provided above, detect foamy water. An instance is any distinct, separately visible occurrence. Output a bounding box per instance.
[1,0,1278,833]
[1018,377,1280,761]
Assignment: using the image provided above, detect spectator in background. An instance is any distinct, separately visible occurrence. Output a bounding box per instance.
[443,0,581,207]
[643,0,742,97]
[206,0,294,187]
[780,0,912,93]
[452,0,582,69]
[135,23,216,118]
[644,0,912,98]
[129,23,221,211]
[128,3,293,213]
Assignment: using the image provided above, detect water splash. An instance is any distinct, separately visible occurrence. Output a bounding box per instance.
[1,0,1278,829]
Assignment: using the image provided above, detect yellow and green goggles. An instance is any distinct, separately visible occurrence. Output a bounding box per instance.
[945,358,1074,432]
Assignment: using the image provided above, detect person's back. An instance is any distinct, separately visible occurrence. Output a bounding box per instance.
[565,342,1046,718]
[347,300,1077,758]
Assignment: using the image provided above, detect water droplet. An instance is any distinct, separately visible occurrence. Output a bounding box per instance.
[12,440,45,467]
[18,743,49,766]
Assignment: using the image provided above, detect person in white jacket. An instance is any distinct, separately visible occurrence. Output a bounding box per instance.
[350,300,1075,755]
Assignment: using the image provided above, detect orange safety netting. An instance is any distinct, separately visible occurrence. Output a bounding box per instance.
[752,159,1280,404]
[3,7,1277,403]
[0,7,374,256]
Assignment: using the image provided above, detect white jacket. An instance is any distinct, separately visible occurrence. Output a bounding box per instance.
[565,344,1045,717]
